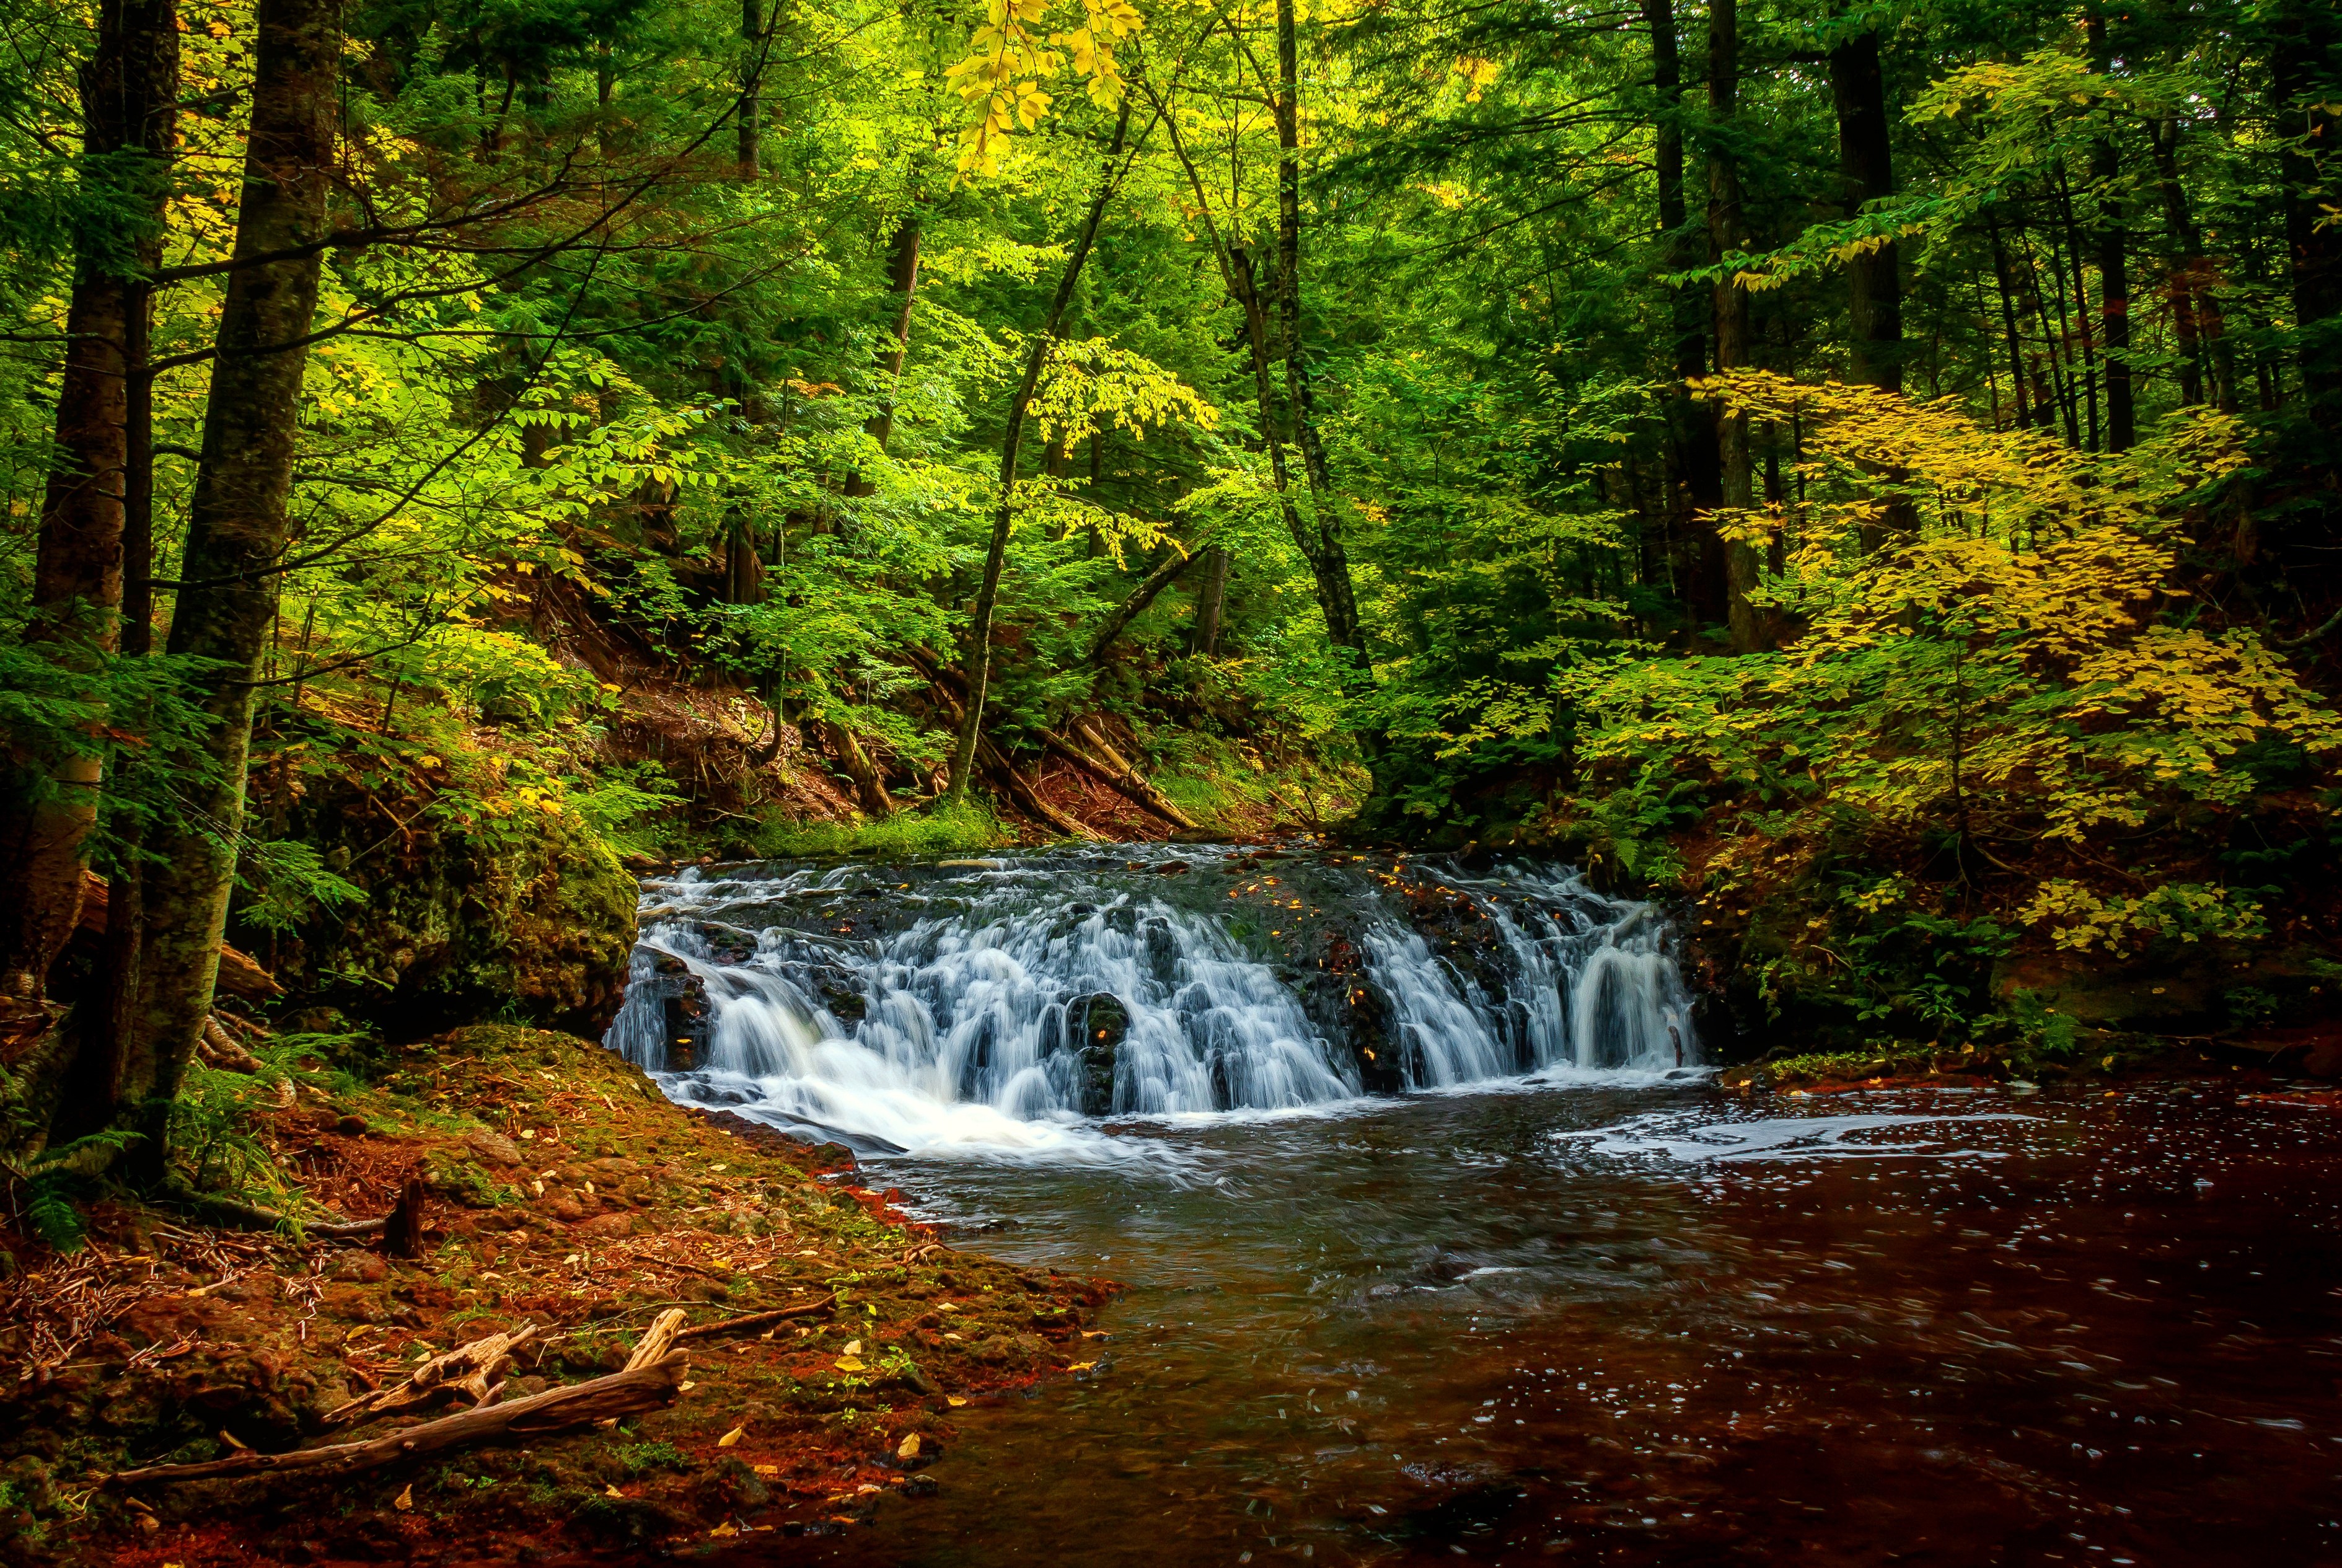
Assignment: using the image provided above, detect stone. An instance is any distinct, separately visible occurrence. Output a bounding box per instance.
[465,1130,524,1166]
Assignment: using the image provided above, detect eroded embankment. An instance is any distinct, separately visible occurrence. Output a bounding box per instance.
[0,1026,1115,1566]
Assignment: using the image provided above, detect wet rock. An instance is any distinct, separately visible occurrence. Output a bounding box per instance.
[1063,993,1128,1115]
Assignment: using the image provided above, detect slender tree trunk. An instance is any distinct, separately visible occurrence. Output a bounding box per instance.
[0,0,180,1010]
[1642,0,1721,628]
[843,212,922,498]
[948,102,1135,798]
[737,0,761,180]
[1827,19,1900,391]
[1192,546,1229,655]
[1274,0,1324,494]
[129,0,338,1156]
[1986,215,2031,429]
[2054,171,2103,450]
[2149,113,2233,412]
[2083,14,2134,449]
[1707,0,1762,653]
[1272,0,1371,708]
[1156,91,1371,728]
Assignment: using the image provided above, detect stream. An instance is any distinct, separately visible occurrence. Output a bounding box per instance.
[603,847,2342,1566]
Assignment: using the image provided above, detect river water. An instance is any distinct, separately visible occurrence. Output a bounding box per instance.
[605,848,2342,1566]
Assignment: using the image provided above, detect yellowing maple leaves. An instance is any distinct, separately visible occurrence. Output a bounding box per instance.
[945,0,1145,175]
[1560,371,2341,952]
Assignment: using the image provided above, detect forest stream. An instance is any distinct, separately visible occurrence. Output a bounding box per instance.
[602,849,2342,1567]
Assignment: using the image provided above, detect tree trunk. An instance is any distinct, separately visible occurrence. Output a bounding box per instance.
[2149,113,2230,411]
[821,719,893,819]
[2085,12,2134,450]
[1642,0,1721,628]
[0,0,180,1008]
[2271,0,2342,420]
[1192,545,1228,654]
[737,0,761,180]
[948,102,1135,798]
[843,211,921,498]
[128,0,338,1160]
[1270,0,1373,716]
[1707,0,1763,654]
[1085,544,1204,664]
[1827,19,1900,392]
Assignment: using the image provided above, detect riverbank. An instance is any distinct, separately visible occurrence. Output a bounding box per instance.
[0,1026,1115,1566]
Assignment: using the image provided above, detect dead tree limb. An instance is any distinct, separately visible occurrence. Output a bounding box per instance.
[108,1352,689,1487]
[672,1294,838,1343]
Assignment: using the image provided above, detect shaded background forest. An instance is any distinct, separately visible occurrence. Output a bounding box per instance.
[4,0,2341,1168]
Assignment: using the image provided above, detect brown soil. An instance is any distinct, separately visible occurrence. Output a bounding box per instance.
[0,1026,1116,1566]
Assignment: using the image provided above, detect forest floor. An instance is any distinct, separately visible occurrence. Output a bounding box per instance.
[0,1026,1116,1566]
[1722,1027,2342,1098]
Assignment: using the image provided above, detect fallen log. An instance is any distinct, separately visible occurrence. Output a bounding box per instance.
[1038,723,1197,830]
[672,1294,838,1342]
[108,1352,688,1488]
[979,739,1100,840]
[1084,545,1202,664]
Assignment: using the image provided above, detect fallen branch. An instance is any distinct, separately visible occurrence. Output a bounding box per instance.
[108,1352,689,1488]
[672,1294,838,1343]
[900,648,1098,840]
[157,1182,384,1241]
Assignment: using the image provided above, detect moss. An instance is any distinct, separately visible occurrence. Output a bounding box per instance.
[747,795,1014,857]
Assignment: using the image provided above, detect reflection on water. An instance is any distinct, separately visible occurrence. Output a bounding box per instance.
[726,1081,2342,1567]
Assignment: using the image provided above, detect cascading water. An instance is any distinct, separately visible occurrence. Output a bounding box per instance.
[602,843,1702,1157]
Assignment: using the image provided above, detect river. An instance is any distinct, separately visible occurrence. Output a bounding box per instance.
[604,847,2342,1566]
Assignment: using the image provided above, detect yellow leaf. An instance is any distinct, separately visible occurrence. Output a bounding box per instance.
[754,1464,780,1478]
[835,1357,868,1372]
[897,1433,922,1458]
[1068,1360,1096,1372]
[710,1522,739,1538]
[605,1484,623,1498]
[947,1395,968,1407]
[718,1424,746,1447]
[392,1484,413,1512]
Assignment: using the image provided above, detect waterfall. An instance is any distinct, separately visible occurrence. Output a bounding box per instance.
[604,847,1702,1156]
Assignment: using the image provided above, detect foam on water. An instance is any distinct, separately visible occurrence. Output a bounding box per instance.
[604,847,1703,1159]
[1569,1108,2040,1163]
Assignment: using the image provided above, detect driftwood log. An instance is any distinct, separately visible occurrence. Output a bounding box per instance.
[108,1352,689,1488]
[323,1323,542,1427]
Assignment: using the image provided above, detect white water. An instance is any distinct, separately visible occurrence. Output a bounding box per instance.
[603,848,1703,1158]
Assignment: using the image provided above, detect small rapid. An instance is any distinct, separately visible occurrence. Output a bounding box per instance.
[602,843,1703,1157]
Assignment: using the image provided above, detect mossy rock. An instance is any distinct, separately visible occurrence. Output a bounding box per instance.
[248,788,638,1034]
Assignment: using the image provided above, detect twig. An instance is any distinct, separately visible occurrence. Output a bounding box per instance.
[671,1295,839,1343]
